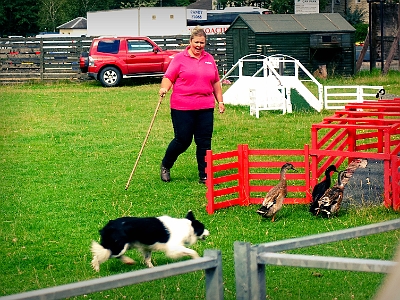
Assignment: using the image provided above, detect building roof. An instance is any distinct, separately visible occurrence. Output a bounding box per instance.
[57,17,87,29]
[187,0,212,10]
[227,13,355,34]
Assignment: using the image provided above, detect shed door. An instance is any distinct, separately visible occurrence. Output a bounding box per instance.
[233,29,249,75]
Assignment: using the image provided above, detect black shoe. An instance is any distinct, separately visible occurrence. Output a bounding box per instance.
[160,164,170,182]
[199,177,207,184]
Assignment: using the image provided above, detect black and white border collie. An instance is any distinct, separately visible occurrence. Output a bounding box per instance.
[91,210,210,271]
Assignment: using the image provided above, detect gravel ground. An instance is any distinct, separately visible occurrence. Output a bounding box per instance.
[342,159,385,209]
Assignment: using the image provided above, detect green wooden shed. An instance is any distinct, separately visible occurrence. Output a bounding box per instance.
[225,13,356,76]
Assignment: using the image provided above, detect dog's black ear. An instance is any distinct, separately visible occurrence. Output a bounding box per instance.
[186,210,195,221]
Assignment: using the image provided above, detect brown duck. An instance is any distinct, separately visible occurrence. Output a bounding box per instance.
[316,170,346,218]
[256,163,297,222]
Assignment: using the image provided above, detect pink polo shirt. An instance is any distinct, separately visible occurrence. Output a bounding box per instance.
[163,46,220,110]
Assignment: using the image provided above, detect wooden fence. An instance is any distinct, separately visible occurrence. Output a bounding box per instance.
[0,35,227,84]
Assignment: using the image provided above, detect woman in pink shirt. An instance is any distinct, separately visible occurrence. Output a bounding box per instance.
[159,26,225,184]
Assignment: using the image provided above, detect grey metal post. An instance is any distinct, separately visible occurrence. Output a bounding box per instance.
[234,241,251,300]
[234,241,267,300]
[204,250,224,300]
[250,246,266,300]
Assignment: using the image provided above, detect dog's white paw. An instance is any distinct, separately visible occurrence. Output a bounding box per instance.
[91,256,100,272]
[145,259,154,268]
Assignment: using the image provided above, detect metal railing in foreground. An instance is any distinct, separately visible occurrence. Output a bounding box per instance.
[0,250,223,300]
[234,218,400,300]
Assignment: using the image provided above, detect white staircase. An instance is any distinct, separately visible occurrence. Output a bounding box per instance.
[220,54,323,116]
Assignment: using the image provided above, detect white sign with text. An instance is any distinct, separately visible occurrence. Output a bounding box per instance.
[295,0,319,14]
[187,9,207,20]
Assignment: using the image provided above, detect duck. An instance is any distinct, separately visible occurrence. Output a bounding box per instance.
[309,165,338,215]
[376,88,385,99]
[256,163,297,222]
[316,170,347,218]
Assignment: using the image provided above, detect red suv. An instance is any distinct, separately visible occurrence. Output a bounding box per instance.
[82,36,180,87]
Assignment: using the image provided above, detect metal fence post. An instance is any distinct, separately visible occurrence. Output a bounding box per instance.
[234,241,266,300]
[234,241,251,300]
[250,246,266,300]
[204,250,223,300]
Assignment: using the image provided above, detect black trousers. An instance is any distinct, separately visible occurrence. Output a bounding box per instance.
[162,108,214,178]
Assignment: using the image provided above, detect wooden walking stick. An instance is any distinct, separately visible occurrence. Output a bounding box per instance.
[125,95,164,190]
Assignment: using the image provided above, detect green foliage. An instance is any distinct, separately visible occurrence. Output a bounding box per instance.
[120,0,159,7]
[270,0,294,14]
[344,7,366,26]
[343,7,368,46]
[1,74,400,299]
[318,0,329,12]
[0,0,39,37]
[220,0,270,9]
[354,23,369,43]
[267,0,328,14]
[2,0,163,35]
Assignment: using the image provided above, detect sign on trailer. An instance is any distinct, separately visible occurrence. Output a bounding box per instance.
[187,9,207,20]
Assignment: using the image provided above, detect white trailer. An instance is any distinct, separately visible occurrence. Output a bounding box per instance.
[87,7,188,37]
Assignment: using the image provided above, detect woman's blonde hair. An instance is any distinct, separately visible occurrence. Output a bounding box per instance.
[190,26,206,40]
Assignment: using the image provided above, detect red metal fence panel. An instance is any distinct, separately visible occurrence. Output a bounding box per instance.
[311,100,400,209]
[205,99,400,214]
[205,144,311,214]
[391,154,400,210]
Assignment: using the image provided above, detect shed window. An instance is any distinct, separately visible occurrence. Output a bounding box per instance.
[322,36,332,43]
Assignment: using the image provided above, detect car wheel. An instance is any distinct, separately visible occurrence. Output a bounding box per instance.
[99,66,121,87]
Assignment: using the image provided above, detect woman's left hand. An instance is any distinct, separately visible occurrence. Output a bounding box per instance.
[218,102,225,114]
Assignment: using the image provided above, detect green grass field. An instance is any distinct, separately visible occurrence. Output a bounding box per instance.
[1,72,400,299]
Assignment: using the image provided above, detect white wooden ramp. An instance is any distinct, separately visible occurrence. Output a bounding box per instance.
[280,77,323,112]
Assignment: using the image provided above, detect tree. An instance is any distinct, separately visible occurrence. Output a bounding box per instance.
[38,0,69,32]
[344,7,368,43]
[270,0,294,13]
[0,0,39,37]
[120,0,159,7]
[218,0,270,9]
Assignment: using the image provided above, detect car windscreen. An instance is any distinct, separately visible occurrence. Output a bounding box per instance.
[97,40,120,54]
